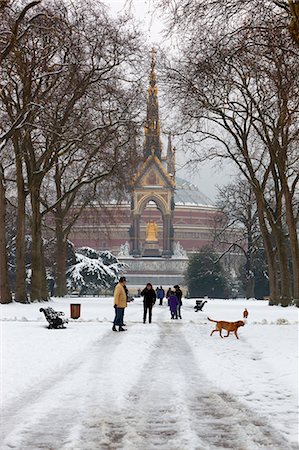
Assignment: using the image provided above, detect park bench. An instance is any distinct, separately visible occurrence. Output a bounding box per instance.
[40,307,68,329]
[194,300,208,312]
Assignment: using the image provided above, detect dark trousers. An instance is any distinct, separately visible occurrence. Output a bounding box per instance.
[143,304,153,323]
[113,305,125,325]
[159,297,163,305]
[177,304,182,319]
[114,307,124,327]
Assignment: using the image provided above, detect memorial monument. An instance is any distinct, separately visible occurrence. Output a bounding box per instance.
[118,49,188,288]
[129,49,175,260]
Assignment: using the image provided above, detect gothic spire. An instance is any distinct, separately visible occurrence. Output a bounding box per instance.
[144,48,162,159]
[167,132,175,177]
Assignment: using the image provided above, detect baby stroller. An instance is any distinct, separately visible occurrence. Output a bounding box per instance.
[39,307,68,329]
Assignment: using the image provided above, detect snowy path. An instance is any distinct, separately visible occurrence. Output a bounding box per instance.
[1,319,295,450]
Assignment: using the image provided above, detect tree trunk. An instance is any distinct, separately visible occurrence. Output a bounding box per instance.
[245,275,255,299]
[30,182,48,301]
[55,214,67,297]
[40,240,49,299]
[255,192,279,305]
[274,227,292,307]
[273,134,299,306]
[266,153,295,307]
[15,146,28,303]
[0,168,12,304]
[245,255,255,299]
[288,0,299,43]
[284,187,299,307]
[246,231,255,299]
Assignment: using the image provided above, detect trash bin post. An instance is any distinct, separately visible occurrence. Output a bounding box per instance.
[70,303,81,319]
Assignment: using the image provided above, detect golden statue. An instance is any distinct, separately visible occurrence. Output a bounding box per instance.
[146,220,158,242]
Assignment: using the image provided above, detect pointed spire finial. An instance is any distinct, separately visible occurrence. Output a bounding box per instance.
[144,48,162,159]
[167,132,175,178]
[149,47,157,87]
[152,47,156,65]
[167,132,172,156]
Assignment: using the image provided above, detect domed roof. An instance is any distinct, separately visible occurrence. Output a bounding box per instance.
[174,177,214,207]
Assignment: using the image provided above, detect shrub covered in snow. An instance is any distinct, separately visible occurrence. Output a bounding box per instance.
[66,247,127,294]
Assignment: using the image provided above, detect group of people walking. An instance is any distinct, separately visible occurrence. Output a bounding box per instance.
[112,277,183,331]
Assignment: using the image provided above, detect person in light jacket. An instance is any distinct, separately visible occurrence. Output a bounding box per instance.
[112,276,127,332]
[141,282,156,323]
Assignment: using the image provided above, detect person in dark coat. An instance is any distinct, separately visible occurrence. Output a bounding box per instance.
[141,282,156,323]
[168,290,179,319]
[166,287,171,299]
[174,285,183,319]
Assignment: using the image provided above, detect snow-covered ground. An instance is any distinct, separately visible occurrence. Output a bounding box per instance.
[1,296,298,450]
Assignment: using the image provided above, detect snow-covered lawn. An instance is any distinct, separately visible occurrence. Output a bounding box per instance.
[1,297,298,449]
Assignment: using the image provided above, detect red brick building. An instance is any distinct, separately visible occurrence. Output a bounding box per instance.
[69,177,220,256]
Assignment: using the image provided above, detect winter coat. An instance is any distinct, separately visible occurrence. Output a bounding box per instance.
[141,287,156,306]
[156,288,165,299]
[168,294,179,313]
[114,283,127,308]
[175,288,183,305]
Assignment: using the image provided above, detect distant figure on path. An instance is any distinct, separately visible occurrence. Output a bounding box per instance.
[168,290,179,319]
[166,287,171,299]
[243,308,249,319]
[141,283,156,323]
[157,286,165,305]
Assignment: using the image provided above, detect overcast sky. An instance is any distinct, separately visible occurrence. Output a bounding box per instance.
[102,0,234,201]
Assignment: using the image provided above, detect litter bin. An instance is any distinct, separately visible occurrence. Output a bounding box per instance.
[70,303,81,319]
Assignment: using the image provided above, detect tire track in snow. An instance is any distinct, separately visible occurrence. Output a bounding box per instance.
[1,323,295,450]
[0,330,119,449]
[1,324,161,450]
[80,323,295,450]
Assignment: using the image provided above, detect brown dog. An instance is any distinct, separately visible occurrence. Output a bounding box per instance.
[208,317,245,339]
[243,308,248,319]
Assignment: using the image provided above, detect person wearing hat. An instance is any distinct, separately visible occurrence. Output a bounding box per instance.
[112,276,128,331]
[174,285,183,319]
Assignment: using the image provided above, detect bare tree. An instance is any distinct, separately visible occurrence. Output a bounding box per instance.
[1,0,144,301]
[0,0,41,63]
[161,9,299,306]
[158,0,299,45]
[0,0,41,303]
[215,179,261,299]
[0,163,12,302]
[41,118,142,297]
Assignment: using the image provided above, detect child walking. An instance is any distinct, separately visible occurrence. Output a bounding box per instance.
[168,290,179,319]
